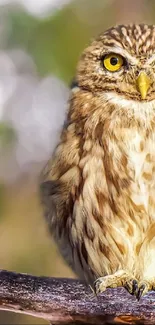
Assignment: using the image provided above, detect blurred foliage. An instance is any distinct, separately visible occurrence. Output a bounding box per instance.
[0,122,16,147]
[6,0,155,84]
[8,6,90,82]
[7,0,119,82]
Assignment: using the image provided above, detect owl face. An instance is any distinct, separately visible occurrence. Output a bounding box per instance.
[77,24,155,102]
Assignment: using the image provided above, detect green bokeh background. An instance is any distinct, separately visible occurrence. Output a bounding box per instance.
[0,0,154,323]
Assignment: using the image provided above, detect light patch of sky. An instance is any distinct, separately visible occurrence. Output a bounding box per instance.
[0,50,69,183]
[0,0,72,16]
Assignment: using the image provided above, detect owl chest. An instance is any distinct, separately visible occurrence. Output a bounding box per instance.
[116,131,155,217]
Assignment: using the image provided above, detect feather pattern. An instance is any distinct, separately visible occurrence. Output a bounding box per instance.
[40,24,155,297]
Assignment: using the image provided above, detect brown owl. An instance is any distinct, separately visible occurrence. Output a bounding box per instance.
[40,24,155,300]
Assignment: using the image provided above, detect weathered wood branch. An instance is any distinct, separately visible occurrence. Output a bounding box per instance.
[0,270,155,324]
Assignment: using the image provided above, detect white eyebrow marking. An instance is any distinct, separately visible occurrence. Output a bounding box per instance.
[104,46,139,65]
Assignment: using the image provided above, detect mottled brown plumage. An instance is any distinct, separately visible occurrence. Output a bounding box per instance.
[40,24,155,300]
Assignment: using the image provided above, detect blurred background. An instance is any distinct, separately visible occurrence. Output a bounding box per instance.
[0,0,154,323]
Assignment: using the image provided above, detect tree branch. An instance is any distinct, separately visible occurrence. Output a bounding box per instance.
[0,269,154,324]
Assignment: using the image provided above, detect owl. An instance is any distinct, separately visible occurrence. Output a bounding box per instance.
[40,24,155,300]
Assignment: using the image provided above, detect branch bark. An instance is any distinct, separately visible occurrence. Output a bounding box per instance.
[0,269,155,324]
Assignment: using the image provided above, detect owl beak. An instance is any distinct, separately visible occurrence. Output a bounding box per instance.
[136,72,151,100]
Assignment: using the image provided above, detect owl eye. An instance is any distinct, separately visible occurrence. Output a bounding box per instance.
[103,53,124,72]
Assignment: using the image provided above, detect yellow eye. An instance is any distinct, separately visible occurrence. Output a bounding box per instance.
[103,53,124,72]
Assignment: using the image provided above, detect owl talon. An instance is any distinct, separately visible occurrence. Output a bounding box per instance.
[132,279,139,294]
[137,284,146,301]
[94,277,106,294]
[135,279,154,301]
[93,270,136,295]
[125,278,139,295]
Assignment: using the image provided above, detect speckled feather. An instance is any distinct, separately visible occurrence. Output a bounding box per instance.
[40,24,155,293]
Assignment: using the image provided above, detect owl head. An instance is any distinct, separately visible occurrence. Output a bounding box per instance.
[76,24,155,103]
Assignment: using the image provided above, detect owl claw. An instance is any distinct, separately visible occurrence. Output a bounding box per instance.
[132,279,139,294]
[125,278,139,295]
[136,281,153,301]
[94,274,155,300]
[93,270,137,295]
[136,284,145,301]
[94,277,106,294]
[93,272,155,300]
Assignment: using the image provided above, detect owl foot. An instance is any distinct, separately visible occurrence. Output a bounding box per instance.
[94,273,155,300]
[94,270,137,295]
[124,278,139,296]
[136,279,155,301]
